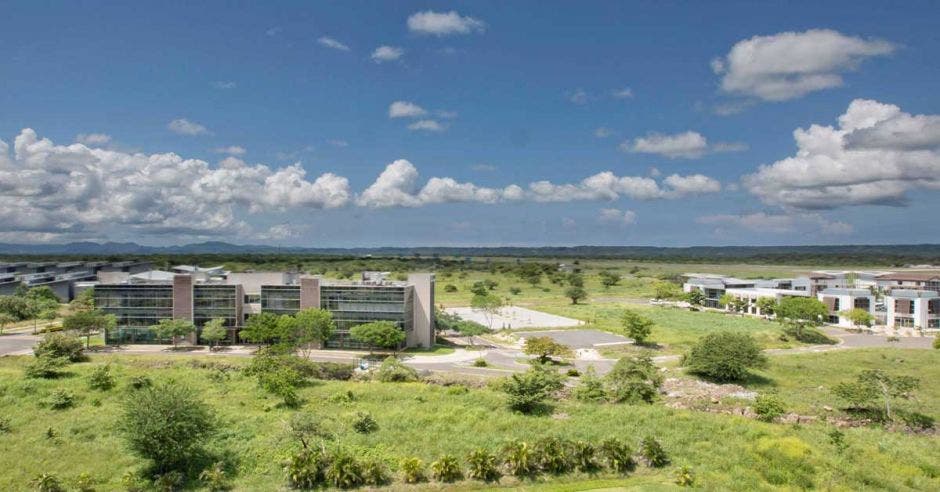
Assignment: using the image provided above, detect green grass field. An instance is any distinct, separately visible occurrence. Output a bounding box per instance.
[1,352,937,490]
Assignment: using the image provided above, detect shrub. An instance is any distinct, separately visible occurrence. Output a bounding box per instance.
[0,416,10,433]
[361,459,391,486]
[934,336,940,350]
[34,333,85,362]
[374,356,419,382]
[46,389,76,410]
[783,325,838,344]
[639,436,669,467]
[118,381,214,474]
[445,385,469,395]
[431,454,463,482]
[898,410,935,431]
[509,287,522,295]
[25,355,68,379]
[128,375,152,390]
[566,368,581,377]
[400,457,427,484]
[675,466,695,487]
[352,411,379,434]
[88,364,115,391]
[571,441,599,472]
[328,390,355,404]
[621,309,654,345]
[605,353,663,404]
[500,440,536,477]
[257,368,302,407]
[30,473,65,492]
[466,448,501,482]
[444,284,458,293]
[154,471,183,491]
[533,437,574,474]
[120,471,149,492]
[753,393,786,422]
[573,366,607,402]
[325,449,365,489]
[523,336,573,363]
[199,462,229,491]
[598,438,634,473]
[500,364,564,413]
[683,331,767,382]
[74,472,97,492]
[285,448,327,489]
[472,358,488,367]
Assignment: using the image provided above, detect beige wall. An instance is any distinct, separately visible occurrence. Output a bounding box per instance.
[225,272,287,295]
[300,277,321,309]
[172,275,195,343]
[408,273,435,348]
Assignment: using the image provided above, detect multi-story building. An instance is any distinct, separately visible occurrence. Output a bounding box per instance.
[876,272,940,295]
[94,271,435,349]
[723,287,811,315]
[885,290,940,330]
[816,288,876,327]
[682,275,757,308]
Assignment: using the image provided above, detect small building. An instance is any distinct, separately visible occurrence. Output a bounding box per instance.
[817,288,876,327]
[876,272,940,295]
[682,275,756,308]
[724,287,811,315]
[885,290,940,330]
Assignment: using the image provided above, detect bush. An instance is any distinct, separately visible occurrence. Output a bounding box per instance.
[598,438,634,473]
[257,368,302,407]
[639,436,669,467]
[46,389,76,410]
[573,366,607,402]
[783,325,838,344]
[118,381,215,474]
[399,457,426,484]
[154,471,183,491]
[472,358,488,367]
[74,472,97,492]
[199,462,229,491]
[566,368,581,377]
[571,441,599,472]
[430,454,463,482]
[325,449,365,489]
[30,473,65,492]
[605,353,663,404]
[128,375,152,390]
[509,287,522,295]
[753,393,786,422]
[285,448,327,489]
[444,284,458,293]
[500,364,564,413]
[34,333,85,362]
[898,410,935,431]
[500,440,536,477]
[25,355,68,379]
[361,459,391,486]
[533,437,574,474]
[88,364,115,391]
[466,448,501,482]
[683,331,767,382]
[374,356,419,382]
[0,416,10,433]
[351,411,379,434]
[934,336,940,350]
[675,466,695,487]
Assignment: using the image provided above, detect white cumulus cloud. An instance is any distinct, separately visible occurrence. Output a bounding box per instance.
[167,118,209,136]
[388,101,427,118]
[317,36,350,51]
[407,119,446,132]
[213,146,246,156]
[598,208,637,226]
[407,10,484,36]
[75,133,111,146]
[622,131,746,159]
[371,45,404,63]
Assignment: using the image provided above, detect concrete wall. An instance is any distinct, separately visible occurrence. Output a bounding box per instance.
[299,277,321,309]
[172,275,195,343]
[225,272,287,295]
[408,273,435,348]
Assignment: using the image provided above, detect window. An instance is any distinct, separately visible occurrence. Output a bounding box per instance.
[854,298,870,310]
[832,298,840,311]
[244,294,260,304]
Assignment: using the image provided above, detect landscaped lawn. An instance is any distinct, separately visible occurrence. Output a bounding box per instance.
[0,353,937,490]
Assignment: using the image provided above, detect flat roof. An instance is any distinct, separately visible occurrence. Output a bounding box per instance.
[888,289,940,299]
[820,288,872,296]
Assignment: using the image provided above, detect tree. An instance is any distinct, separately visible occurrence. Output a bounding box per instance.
[62,310,116,348]
[775,297,829,340]
[833,369,919,421]
[756,297,777,316]
[34,332,85,362]
[454,320,488,346]
[685,289,705,307]
[500,364,564,413]
[239,312,282,345]
[0,295,31,320]
[522,336,573,363]
[565,286,587,305]
[683,331,767,382]
[471,293,504,330]
[150,318,195,348]
[653,281,682,300]
[718,293,735,309]
[69,288,95,313]
[840,308,874,329]
[349,321,406,352]
[291,308,336,355]
[621,309,654,345]
[26,297,59,334]
[469,282,489,297]
[604,353,663,404]
[0,312,14,335]
[599,271,621,289]
[118,381,214,474]
[26,286,60,304]
[200,318,228,350]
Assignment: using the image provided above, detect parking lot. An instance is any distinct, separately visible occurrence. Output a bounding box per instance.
[445,306,583,330]
[515,329,632,349]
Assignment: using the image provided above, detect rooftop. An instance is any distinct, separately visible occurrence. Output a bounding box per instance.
[887,289,940,299]
[820,288,873,296]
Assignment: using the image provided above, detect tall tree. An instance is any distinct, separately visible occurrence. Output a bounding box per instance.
[0,312,14,335]
[565,286,588,305]
[840,308,874,328]
[150,318,196,348]
[522,336,573,364]
[200,318,228,350]
[62,310,116,348]
[292,308,336,356]
[239,312,282,345]
[775,297,828,339]
[471,293,504,330]
[349,321,406,353]
[621,309,654,345]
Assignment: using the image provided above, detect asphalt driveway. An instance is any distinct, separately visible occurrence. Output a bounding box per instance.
[516,329,632,349]
[0,334,40,356]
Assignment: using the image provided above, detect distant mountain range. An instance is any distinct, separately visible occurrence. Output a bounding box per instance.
[1,241,940,263]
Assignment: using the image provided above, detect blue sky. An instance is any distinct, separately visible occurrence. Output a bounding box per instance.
[1,1,939,247]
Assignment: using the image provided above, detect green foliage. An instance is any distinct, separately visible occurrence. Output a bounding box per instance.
[30,473,65,492]
[149,318,195,347]
[934,336,940,349]
[500,364,564,413]
[500,440,536,477]
[25,354,69,379]
[754,436,815,489]
[74,472,97,492]
[200,318,228,348]
[257,367,302,407]
[533,437,575,474]
[564,285,587,304]
[291,308,336,352]
[653,280,682,300]
[828,428,848,454]
[34,333,85,362]
[0,294,31,320]
[361,458,391,486]
[509,286,522,295]
[782,325,838,344]
[674,465,695,487]
[118,381,215,473]
[472,358,488,367]
[129,375,152,390]
[605,353,663,404]
[325,448,365,489]
[522,336,573,363]
[621,309,654,345]
[685,289,705,307]
[239,312,283,345]
[599,270,621,288]
[753,392,786,422]
[430,454,463,482]
[840,308,875,328]
[45,389,76,410]
[571,440,599,472]
[399,457,426,484]
[351,411,378,434]
[639,436,669,467]
[756,297,777,315]
[349,321,406,350]
[0,416,10,434]
[833,369,919,421]
[598,438,634,473]
[199,462,229,492]
[373,356,419,382]
[466,448,501,482]
[285,448,327,488]
[62,310,115,348]
[684,331,767,382]
[470,293,504,329]
[88,363,115,391]
[776,297,828,325]
[444,284,458,293]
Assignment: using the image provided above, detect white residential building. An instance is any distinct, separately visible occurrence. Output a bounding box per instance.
[724,287,811,315]
[817,288,876,327]
[885,290,940,330]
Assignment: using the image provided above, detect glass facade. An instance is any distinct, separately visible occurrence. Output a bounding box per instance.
[260,285,301,315]
[320,285,412,349]
[193,285,239,343]
[95,284,173,344]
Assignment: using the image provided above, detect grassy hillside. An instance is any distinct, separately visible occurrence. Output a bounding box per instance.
[0,352,937,490]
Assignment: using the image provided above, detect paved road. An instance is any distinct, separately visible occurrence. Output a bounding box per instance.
[824,327,935,349]
[0,334,41,356]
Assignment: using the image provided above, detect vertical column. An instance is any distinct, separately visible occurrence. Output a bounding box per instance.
[408,273,435,348]
[172,274,195,344]
[299,276,321,309]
